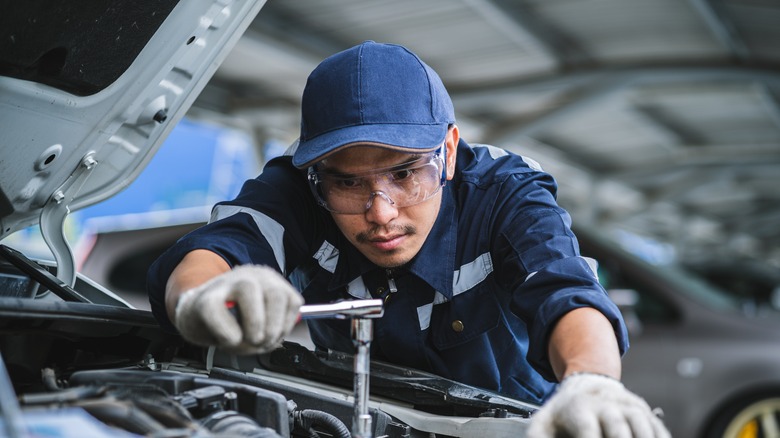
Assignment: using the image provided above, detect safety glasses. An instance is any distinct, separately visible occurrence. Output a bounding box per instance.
[308,147,446,214]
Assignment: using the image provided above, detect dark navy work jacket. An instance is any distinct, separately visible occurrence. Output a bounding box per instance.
[147,139,628,404]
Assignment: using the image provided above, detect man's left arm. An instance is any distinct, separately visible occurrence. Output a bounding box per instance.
[548,307,621,380]
[528,307,671,438]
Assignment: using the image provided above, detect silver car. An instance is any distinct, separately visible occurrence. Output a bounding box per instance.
[0,2,537,437]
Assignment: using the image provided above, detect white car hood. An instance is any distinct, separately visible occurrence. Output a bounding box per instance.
[0,0,267,285]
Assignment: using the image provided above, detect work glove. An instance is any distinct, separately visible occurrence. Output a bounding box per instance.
[174,264,304,355]
[527,372,670,438]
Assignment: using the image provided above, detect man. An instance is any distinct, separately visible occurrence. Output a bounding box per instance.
[148,41,669,437]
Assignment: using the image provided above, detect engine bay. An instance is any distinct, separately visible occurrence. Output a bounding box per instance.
[0,248,535,437]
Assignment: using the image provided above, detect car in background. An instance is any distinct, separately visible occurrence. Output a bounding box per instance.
[0,1,537,437]
[576,225,780,438]
[683,259,780,317]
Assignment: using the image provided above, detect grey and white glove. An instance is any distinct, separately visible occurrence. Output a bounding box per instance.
[174,264,304,355]
[527,373,670,438]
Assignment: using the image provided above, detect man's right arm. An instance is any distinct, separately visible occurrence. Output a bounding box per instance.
[164,249,230,326]
[149,157,311,349]
[160,247,303,354]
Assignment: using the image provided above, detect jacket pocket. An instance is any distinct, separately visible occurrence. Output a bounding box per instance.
[430,287,501,350]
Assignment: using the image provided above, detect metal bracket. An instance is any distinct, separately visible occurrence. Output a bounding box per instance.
[39,153,98,288]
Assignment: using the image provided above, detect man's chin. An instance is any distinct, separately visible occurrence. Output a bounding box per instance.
[365,250,413,269]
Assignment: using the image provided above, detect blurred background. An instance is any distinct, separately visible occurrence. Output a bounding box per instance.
[5,1,780,436]
[10,0,780,309]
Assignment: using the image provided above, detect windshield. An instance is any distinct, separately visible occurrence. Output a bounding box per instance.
[577,226,745,314]
[653,260,743,311]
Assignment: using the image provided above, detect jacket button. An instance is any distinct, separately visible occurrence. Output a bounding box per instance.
[451,320,464,332]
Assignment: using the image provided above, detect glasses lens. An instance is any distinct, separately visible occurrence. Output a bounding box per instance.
[310,151,444,214]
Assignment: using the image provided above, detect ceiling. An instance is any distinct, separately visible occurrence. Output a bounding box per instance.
[191,0,780,269]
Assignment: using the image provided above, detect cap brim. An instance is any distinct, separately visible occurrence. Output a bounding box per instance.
[292,122,448,168]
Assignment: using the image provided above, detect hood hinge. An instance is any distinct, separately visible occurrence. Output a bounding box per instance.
[39,152,98,287]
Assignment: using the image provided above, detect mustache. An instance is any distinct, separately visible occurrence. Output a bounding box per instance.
[356,224,417,243]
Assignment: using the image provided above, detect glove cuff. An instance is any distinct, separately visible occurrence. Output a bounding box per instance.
[561,371,620,384]
[557,371,625,396]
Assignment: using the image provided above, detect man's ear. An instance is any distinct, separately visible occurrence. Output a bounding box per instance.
[445,125,459,180]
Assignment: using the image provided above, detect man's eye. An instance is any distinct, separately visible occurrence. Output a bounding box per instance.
[391,169,414,180]
[337,178,362,189]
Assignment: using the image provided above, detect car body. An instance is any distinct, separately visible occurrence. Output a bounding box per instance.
[0,1,537,437]
[576,225,780,438]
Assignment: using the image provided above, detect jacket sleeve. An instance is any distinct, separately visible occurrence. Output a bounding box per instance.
[146,156,321,332]
[491,170,629,382]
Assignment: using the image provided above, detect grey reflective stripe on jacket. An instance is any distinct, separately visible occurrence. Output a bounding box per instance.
[211,204,287,275]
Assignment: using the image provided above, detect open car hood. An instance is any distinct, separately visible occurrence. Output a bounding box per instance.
[0,0,266,286]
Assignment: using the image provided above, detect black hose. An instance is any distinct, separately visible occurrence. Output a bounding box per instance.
[127,391,198,430]
[202,410,283,437]
[76,397,167,435]
[294,409,351,438]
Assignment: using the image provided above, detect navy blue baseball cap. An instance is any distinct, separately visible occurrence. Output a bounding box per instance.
[292,41,455,168]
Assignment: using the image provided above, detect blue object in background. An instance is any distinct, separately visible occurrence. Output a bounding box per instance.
[7,117,261,259]
[78,117,259,227]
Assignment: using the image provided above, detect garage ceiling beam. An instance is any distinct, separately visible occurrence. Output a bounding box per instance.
[475,67,780,147]
[631,105,706,146]
[687,0,751,61]
[484,0,592,68]
[609,143,780,180]
[755,83,780,130]
[459,0,561,66]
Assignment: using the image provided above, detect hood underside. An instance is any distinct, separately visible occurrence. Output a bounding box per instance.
[0,0,267,285]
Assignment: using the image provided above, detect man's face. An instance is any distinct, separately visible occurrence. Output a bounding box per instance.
[317,128,458,268]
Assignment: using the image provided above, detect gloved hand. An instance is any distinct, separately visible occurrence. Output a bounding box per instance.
[174,264,304,355]
[527,372,670,438]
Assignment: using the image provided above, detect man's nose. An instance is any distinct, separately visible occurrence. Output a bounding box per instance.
[364,191,398,224]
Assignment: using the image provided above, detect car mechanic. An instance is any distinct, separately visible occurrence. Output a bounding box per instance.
[147,41,670,437]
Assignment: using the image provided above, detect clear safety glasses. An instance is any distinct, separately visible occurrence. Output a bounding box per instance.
[308,148,446,214]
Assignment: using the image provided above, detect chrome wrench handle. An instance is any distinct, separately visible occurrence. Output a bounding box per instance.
[299,299,384,320]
